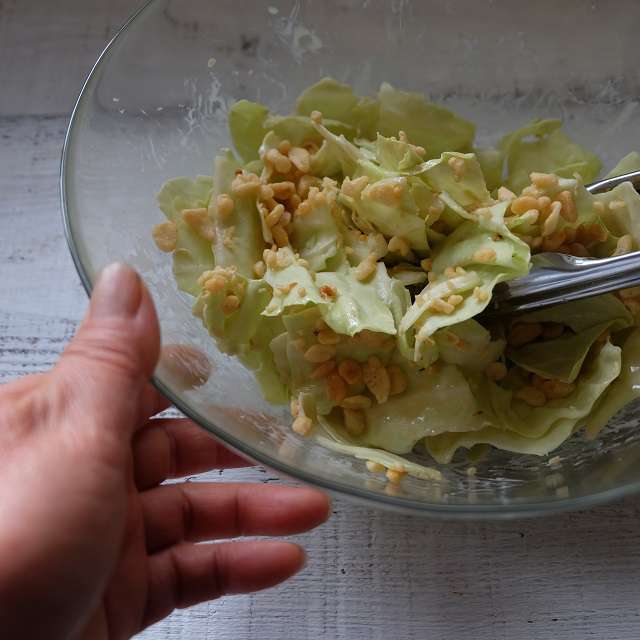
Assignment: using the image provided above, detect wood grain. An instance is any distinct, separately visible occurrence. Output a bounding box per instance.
[0,0,139,117]
[138,475,640,640]
[2,1,640,639]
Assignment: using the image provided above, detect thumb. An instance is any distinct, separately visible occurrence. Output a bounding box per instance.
[54,263,161,437]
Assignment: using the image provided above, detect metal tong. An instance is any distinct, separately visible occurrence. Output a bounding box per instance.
[487,170,640,317]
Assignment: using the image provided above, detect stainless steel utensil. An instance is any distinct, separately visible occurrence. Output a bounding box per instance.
[486,170,640,316]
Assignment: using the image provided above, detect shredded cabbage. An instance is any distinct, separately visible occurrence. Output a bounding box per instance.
[153,77,640,482]
[500,119,601,194]
[157,176,214,295]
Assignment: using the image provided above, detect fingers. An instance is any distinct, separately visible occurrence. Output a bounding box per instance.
[54,264,161,440]
[143,540,305,628]
[142,482,331,552]
[133,418,251,490]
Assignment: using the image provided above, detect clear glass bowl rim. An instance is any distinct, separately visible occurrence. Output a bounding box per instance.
[59,0,640,519]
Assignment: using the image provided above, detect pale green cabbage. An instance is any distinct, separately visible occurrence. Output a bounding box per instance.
[586,329,640,439]
[155,78,640,479]
[399,200,530,363]
[339,177,429,251]
[212,151,263,278]
[362,363,486,453]
[296,77,378,138]
[508,295,633,382]
[426,342,622,463]
[500,119,601,194]
[157,176,214,295]
[262,248,325,316]
[316,265,398,336]
[289,194,345,271]
[419,152,492,208]
[594,182,640,248]
[376,82,475,158]
[605,152,640,178]
[229,99,269,163]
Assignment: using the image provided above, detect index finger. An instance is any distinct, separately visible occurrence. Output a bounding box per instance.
[133,418,252,489]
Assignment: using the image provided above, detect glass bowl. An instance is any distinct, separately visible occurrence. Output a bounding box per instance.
[61,0,640,518]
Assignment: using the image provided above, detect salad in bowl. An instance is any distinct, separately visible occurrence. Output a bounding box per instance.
[152,78,640,483]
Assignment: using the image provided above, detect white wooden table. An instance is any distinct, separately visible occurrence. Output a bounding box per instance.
[4,2,640,638]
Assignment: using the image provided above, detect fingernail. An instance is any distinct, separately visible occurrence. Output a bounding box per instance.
[91,263,142,319]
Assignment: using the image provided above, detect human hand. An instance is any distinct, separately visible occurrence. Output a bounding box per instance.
[0,264,330,639]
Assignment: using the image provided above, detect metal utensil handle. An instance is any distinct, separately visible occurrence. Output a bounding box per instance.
[585,169,640,194]
[501,251,640,300]
[494,272,640,315]
[485,171,640,317]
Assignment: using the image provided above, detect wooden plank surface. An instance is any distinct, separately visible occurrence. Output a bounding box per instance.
[3,1,640,639]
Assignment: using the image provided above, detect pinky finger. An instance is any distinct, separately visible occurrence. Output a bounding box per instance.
[142,540,305,628]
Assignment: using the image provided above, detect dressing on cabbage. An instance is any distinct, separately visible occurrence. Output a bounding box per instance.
[153,77,640,483]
